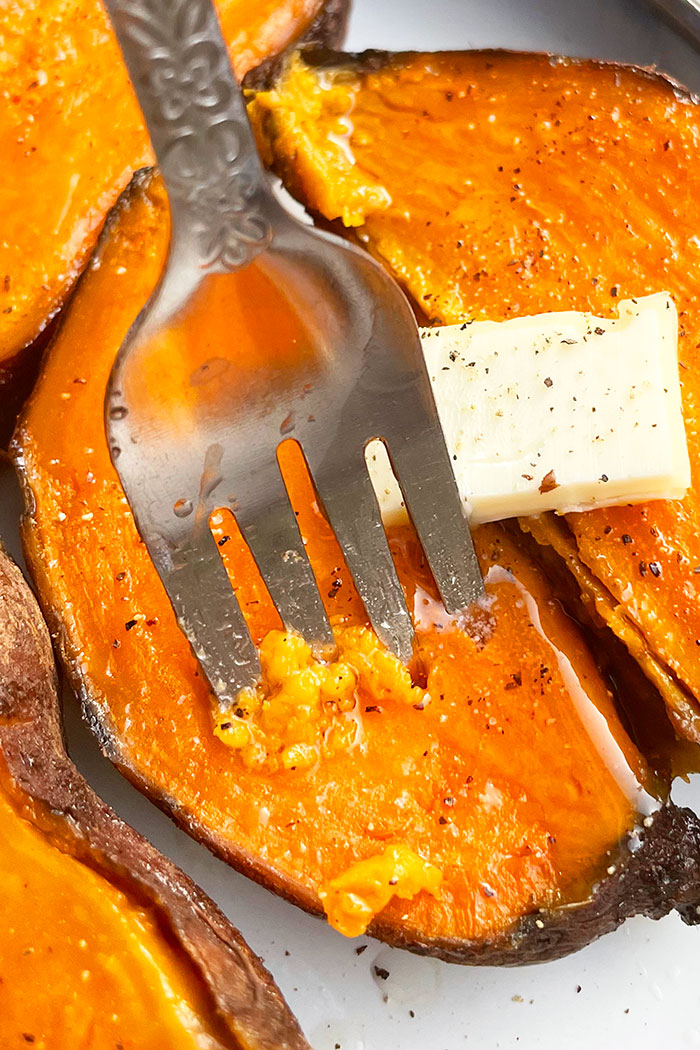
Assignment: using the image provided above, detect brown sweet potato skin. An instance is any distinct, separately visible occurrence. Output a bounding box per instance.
[0,541,309,1050]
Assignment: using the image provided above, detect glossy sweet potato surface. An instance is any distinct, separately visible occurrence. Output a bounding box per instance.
[250,48,700,742]
[0,0,348,416]
[14,158,700,962]
[0,540,309,1048]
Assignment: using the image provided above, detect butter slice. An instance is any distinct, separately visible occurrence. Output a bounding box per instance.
[368,293,690,525]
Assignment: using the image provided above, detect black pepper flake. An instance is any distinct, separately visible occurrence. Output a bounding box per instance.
[125,618,137,631]
[3,275,10,291]
[374,966,390,981]
[622,534,632,544]
[481,883,496,898]
[116,571,126,581]
[594,326,605,336]
[219,721,232,731]
[611,286,619,297]
[217,535,230,547]
[639,561,648,577]
[539,469,559,494]
[409,1009,416,1018]
[600,474,609,482]
[604,525,612,534]
[444,796,456,806]
[112,639,120,649]
[438,816,449,824]
[576,985,582,994]
[560,338,576,345]
[355,944,367,955]
[364,705,382,713]
[544,376,553,387]
[649,561,662,577]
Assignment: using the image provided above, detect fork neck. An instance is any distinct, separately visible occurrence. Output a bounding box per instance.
[104,0,274,272]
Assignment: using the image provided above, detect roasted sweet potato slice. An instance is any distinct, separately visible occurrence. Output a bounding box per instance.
[250,48,700,743]
[14,163,700,962]
[0,0,348,425]
[0,539,308,1049]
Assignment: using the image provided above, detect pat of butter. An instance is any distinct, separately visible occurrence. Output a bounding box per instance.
[368,293,690,525]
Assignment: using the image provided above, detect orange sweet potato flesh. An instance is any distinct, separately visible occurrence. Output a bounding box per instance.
[250,49,700,743]
[15,163,700,962]
[0,0,347,410]
[0,541,309,1050]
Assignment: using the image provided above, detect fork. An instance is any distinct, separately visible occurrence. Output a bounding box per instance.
[103,0,483,709]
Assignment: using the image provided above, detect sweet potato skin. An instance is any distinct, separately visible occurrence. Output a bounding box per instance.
[0,540,310,1050]
[13,160,700,965]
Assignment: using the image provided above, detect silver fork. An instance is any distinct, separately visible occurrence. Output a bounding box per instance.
[104,0,483,710]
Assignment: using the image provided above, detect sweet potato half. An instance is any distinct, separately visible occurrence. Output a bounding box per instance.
[250,48,700,744]
[0,540,308,1049]
[0,0,348,437]
[13,137,700,959]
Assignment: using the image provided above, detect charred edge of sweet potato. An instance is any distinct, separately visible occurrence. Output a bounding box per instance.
[249,47,700,251]
[280,45,700,102]
[244,0,351,91]
[370,803,700,966]
[0,542,310,1050]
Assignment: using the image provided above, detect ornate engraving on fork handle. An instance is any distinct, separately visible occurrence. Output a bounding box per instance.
[107,0,271,270]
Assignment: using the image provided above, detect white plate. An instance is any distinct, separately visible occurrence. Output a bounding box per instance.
[2,2,700,1047]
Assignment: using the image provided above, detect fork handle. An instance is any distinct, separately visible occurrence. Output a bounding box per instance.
[104,0,273,271]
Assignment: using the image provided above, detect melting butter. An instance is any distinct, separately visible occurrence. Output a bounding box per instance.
[368,293,690,524]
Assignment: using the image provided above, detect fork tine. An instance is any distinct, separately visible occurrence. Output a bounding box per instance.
[309,457,415,663]
[387,433,484,612]
[154,527,261,707]
[235,462,335,653]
